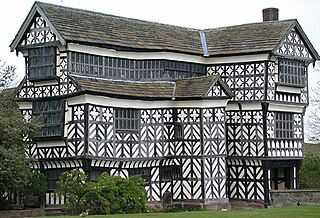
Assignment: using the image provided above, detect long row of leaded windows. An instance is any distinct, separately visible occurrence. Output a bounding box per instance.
[69,52,205,80]
[27,47,307,88]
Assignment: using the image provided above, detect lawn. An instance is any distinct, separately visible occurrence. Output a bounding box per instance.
[38,205,320,218]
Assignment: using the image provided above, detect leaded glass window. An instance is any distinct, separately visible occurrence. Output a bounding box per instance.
[114,108,139,133]
[174,123,184,140]
[275,112,294,139]
[33,99,63,138]
[69,52,206,80]
[160,166,181,181]
[279,58,305,87]
[128,168,150,184]
[28,46,56,81]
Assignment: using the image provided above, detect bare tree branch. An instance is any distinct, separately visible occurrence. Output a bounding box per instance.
[0,60,17,91]
[306,78,320,142]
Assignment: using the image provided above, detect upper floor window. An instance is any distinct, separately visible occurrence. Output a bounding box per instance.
[279,58,305,87]
[275,112,294,139]
[69,52,206,80]
[114,108,139,133]
[28,46,56,81]
[174,123,184,140]
[33,99,63,139]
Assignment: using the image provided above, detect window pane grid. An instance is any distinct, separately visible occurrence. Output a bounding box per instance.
[275,112,294,139]
[28,46,56,81]
[114,108,139,132]
[279,58,305,86]
[33,100,63,137]
[70,52,206,80]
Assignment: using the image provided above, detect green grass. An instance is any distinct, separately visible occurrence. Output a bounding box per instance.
[37,205,320,218]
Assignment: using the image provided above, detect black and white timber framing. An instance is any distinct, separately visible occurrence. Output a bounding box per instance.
[10,2,319,209]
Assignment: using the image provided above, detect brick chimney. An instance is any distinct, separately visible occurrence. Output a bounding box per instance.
[262,8,279,22]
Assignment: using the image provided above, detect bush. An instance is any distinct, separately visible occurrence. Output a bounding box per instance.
[85,172,147,214]
[300,151,320,189]
[55,169,88,215]
[56,170,148,215]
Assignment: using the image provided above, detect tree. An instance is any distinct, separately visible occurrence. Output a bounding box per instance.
[0,61,41,209]
[300,151,320,189]
[0,60,17,91]
[306,80,320,142]
[306,60,320,142]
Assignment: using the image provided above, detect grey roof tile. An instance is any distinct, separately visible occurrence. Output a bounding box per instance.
[71,74,231,100]
[35,2,297,57]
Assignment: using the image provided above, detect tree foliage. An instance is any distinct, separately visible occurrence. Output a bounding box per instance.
[56,169,147,215]
[55,169,88,215]
[300,151,320,189]
[0,61,41,209]
[0,60,17,91]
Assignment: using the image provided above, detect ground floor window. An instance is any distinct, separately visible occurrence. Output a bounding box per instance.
[128,168,150,184]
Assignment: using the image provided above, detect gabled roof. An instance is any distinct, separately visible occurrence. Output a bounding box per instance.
[204,20,298,56]
[10,1,320,60]
[71,74,232,100]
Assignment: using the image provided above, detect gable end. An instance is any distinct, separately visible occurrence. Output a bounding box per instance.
[10,2,65,52]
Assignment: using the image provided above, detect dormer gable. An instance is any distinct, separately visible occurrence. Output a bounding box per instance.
[273,21,319,61]
[10,2,65,53]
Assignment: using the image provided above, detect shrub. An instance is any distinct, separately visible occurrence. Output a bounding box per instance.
[300,151,320,189]
[85,172,147,214]
[55,169,88,215]
[56,170,148,215]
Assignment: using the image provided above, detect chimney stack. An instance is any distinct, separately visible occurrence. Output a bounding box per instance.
[262,8,279,22]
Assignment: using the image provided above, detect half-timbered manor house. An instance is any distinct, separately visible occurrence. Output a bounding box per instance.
[10,2,319,209]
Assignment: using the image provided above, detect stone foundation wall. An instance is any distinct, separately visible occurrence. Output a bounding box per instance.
[230,199,265,210]
[270,190,320,207]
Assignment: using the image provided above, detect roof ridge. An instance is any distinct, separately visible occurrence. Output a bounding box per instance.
[203,19,297,32]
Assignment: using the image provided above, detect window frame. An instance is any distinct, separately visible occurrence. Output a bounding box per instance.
[114,108,140,133]
[128,168,151,185]
[28,46,57,81]
[174,123,184,140]
[275,112,294,139]
[33,99,64,140]
[278,58,305,87]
